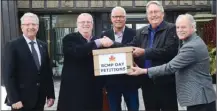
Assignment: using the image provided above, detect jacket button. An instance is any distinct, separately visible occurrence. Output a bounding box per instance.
[36,83,40,86]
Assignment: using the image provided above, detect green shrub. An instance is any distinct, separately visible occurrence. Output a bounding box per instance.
[209,47,216,75]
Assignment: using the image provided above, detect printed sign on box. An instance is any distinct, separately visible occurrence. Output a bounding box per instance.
[92,47,133,76]
[99,53,127,75]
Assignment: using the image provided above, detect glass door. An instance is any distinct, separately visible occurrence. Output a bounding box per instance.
[126,13,149,30]
[51,14,79,77]
[39,14,79,77]
[51,27,75,76]
[136,24,149,29]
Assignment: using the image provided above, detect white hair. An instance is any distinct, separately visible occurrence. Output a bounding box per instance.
[176,13,197,32]
[146,1,164,13]
[20,12,39,24]
[111,6,126,16]
[77,13,93,23]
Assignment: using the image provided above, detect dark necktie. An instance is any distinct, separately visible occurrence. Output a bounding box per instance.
[29,41,40,70]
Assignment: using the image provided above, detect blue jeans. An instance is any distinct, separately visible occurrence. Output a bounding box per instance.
[107,89,139,111]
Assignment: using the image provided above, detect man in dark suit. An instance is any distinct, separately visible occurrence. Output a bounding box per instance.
[57,13,113,111]
[129,13,216,111]
[101,6,139,111]
[3,12,55,111]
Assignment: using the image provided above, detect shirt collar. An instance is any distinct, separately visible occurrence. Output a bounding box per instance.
[113,26,125,35]
[87,36,93,42]
[148,21,164,32]
[23,34,37,44]
[78,32,93,42]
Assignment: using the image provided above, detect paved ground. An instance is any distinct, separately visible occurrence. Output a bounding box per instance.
[2,80,216,110]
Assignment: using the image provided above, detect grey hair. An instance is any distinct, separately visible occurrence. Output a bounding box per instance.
[146,1,164,13]
[111,6,126,16]
[176,13,197,32]
[20,12,39,24]
[77,13,93,23]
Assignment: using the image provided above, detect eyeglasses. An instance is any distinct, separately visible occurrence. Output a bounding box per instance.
[147,10,162,15]
[78,21,92,24]
[22,23,38,27]
[111,16,125,19]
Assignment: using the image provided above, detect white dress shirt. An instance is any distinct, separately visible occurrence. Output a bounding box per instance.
[23,35,41,65]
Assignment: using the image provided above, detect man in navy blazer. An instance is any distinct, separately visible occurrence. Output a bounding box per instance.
[101,6,139,111]
[129,14,216,111]
[3,12,55,111]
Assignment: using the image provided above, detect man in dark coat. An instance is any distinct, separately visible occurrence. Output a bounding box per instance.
[57,13,113,111]
[129,1,179,111]
[3,12,55,111]
[101,6,139,111]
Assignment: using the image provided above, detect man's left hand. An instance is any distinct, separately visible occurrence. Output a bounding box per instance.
[47,98,55,107]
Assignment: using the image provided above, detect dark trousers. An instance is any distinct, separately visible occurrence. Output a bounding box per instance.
[106,88,139,111]
[141,80,178,111]
[187,101,216,111]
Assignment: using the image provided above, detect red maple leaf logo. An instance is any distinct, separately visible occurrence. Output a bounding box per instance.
[109,55,116,62]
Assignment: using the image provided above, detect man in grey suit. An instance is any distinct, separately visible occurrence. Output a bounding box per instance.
[128,13,216,111]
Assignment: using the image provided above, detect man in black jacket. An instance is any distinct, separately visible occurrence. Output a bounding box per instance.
[101,6,139,111]
[57,13,113,111]
[3,12,55,111]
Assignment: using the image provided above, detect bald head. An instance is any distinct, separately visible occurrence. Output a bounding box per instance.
[111,6,126,31]
[111,6,126,17]
[77,13,93,24]
[76,13,93,38]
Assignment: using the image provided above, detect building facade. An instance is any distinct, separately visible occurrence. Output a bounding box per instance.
[1,0,216,76]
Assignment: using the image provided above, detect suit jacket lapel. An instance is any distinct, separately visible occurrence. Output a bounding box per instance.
[20,37,39,70]
[20,37,33,58]
[109,30,115,41]
[121,27,128,44]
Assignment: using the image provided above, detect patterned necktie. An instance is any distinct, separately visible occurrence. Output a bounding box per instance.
[29,41,40,70]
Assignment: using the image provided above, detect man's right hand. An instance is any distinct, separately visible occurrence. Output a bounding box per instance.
[12,101,23,109]
[132,47,145,57]
[99,36,114,47]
